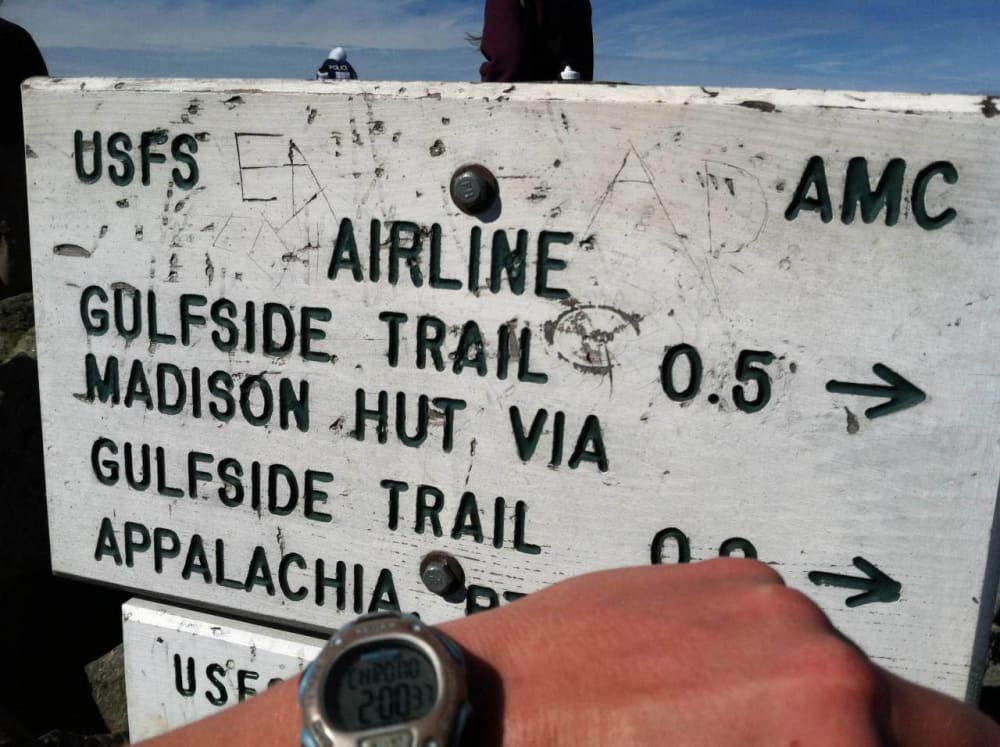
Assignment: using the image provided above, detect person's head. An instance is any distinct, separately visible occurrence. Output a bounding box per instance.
[329,47,347,62]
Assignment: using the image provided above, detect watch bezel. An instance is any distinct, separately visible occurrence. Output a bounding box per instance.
[300,613,468,746]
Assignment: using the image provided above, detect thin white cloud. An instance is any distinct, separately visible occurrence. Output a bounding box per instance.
[2,0,480,52]
[596,2,844,64]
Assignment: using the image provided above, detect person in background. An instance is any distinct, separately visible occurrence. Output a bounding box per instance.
[138,560,999,746]
[479,0,593,82]
[316,47,358,81]
[0,14,47,299]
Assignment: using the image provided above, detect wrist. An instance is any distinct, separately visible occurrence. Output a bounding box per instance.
[298,612,470,747]
[441,615,527,747]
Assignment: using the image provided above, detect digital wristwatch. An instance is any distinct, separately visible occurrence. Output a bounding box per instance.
[298,612,470,747]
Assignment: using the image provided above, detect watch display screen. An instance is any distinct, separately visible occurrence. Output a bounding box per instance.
[325,642,439,731]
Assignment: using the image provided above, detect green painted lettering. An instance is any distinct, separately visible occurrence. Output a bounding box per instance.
[188,451,213,498]
[329,218,363,281]
[208,371,236,422]
[300,307,332,363]
[514,501,541,555]
[652,528,691,564]
[278,553,308,601]
[395,392,429,448]
[124,521,151,567]
[415,485,445,537]
[94,517,123,564]
[91,437,119,485]
[568,414,609,472]
[107,132,135,187]
[416,316,446,371]
[210,299,238,351]
[268,464,298,516]
[218,457,244,507]
[382,479,408,531]
[148,290,177,345]
[913,161,958,230]
[380,311,408,367]
[785,155,833,223]
[510,406,547,462]
[113,287,142,341]
[304,471,334,523]
[353,389,389,443]
[140,130,168,185]
[74,130,102,184]
[490,229,527,295]
[157,363,187,415]
[239,376,274,426]
[179,294,207,346]
[368,569,401,613]
[451,492,484,543]
[536,231,571,299]
[279,379,309,432]
[841,157,905,225]
[153,527,181,572]
[430,223,461,290]
[245,546,277,595]
[124,442,151,490]
[389,221,424,287]
[315,559,347,610]
[452,321,488,376]
[80,285,109,335]
[124,359,153,410]
[263,303,294,357]
[85,354,120,404]
[181,534,212,582]
[171,133,200,190]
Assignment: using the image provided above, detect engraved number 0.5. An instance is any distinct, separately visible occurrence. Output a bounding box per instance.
[660,345,776,414]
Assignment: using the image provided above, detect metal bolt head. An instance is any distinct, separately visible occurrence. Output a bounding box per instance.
[450,164,499,216]
[420,552,465,596]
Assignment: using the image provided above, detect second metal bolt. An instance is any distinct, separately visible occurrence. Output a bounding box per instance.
[420,552,465,597]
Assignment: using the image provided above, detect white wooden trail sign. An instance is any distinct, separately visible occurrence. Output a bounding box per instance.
[123,599,324,740]
[24,78,1000,700]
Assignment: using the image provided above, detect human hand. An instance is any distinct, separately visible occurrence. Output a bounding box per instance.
[444,558,999,746]
[138,558,998,746]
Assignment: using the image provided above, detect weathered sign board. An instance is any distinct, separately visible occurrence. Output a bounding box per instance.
[25,79,1000,700]
[123,599,323,740]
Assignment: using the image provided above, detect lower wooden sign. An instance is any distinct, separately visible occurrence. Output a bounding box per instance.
[123,599,324,740]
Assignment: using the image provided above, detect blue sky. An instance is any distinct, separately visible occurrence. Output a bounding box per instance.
[3,0,998,93]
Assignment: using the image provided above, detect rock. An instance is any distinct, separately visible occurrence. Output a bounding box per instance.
[85,646,128,735]
[981,592,1000,722]
[25,731,128,746]
[984,593,1000,687]
[0,292,35,365]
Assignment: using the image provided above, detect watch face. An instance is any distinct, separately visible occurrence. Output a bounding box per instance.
[324,642,439,731]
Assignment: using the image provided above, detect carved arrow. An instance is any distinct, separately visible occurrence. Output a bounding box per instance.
[826,364,926,419]
[808,557,901,608]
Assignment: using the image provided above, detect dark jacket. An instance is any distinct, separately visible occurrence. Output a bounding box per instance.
[480,0,593,82]
[317,59,358,81]
[1,17,47,146]
[0,17,46,297]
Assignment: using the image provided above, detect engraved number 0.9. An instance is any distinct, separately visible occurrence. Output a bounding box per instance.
[651,528,759,564]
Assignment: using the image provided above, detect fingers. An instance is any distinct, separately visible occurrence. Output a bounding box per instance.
[883,669,1000,746]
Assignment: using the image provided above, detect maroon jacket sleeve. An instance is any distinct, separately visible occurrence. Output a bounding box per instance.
[480,0,524,82]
